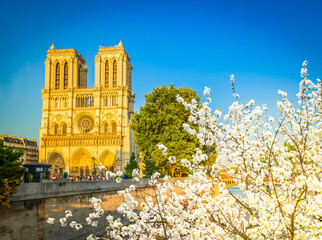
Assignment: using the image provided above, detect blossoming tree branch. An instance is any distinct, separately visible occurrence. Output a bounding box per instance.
[47,61,322,240]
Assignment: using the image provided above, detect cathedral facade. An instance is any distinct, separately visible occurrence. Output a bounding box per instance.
[39,41,135,177]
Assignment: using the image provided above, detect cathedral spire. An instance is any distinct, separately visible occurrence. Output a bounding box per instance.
[118,40,123,47]
[50,43,55,50]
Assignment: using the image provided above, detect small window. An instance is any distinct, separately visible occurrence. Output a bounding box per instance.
[55,63,60,89]
[113,60,117,87]
[105,60,109,87]
[104,122,108,133]
[111,95,116,106]
[62,123,67,135]
[54,124,59,135]
[112,122,116,134]
[78,66,81,87]
[64,62,68,89]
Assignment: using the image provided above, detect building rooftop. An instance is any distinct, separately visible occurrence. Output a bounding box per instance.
[23,163,51,167]
[1,134,38,146]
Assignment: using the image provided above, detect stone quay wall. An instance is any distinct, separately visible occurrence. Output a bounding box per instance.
[0,179,151,240]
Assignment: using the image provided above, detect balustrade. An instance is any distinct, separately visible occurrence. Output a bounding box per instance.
[42,135,122,147]
[76,93,94,108]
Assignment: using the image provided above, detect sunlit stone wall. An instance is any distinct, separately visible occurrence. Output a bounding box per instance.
[0,179,150,240]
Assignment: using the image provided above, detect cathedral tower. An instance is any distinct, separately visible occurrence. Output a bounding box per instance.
[39,42,135,177]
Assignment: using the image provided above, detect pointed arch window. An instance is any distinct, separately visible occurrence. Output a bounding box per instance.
[54,124,59,135]
[64,62,68,89]
[113,60,117,87]
[78,66,81,87]
[55,63,60,89]
[104,122,108,133]
[112,122,116,134]
[62,123,67,135]
[111,95,116,106]
[105,60,109,87]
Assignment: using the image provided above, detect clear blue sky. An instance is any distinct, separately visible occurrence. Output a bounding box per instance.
[0,0,322,141]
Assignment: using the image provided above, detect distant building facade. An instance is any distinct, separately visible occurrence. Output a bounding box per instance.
[39,41,136,177]
[0,134,39,164]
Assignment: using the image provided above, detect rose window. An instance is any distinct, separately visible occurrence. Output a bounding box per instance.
[77,115,94,133]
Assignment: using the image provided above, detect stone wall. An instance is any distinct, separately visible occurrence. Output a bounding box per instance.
[0,179,151,240]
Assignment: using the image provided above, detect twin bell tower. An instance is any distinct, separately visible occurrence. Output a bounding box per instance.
[39,41,136,177]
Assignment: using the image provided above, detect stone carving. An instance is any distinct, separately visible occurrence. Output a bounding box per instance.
[77,115,94,133]
[106,113,113,120]
[56,115,63,122]
[42,135,122,147]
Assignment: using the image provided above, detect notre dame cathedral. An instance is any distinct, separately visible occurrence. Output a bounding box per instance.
[39,41,136,177]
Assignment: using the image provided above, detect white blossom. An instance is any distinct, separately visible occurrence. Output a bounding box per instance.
[203,87,211,97]
[116,171,123,177]
[86,217,92,225]
[168,156,176,164]
[59,217,67,227]
[116,177,122,183]
[132,169,140,178]
[69,221,76,228]
[87,234,98,240]
[230,74,235,84]
[98,163,106,171]
[157,143,168,155]
[132,177,140,182]
[47,62,322,240]
[65,210,72,218]
[46,218,55,224]
[75,223,82,230]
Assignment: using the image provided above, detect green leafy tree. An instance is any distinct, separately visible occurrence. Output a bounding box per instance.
[92,157,97,178]
[131,84,214,176]
[124,153,139,178]
[141,153,160,178]
[0,141,25,205]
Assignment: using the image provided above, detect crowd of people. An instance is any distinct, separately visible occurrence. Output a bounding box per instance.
[50,173,129,181]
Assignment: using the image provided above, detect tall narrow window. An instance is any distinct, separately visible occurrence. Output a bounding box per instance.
[104,122,108,133]
[64,62,68,89]
[62,123,67,135]
[113,60,117,87]
[111,95,115,106]
[55,63,60,89]
[112,122,116,134]
[78,66,81,87]
[105,60,109,87]
[54,124,59,135]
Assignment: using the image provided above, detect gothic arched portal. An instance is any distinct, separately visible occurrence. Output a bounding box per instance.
[71,148,93,176]
[47,152,65,176]
[98,149,115,171]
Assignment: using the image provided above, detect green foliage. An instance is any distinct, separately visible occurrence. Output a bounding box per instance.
[0,140,25,205]
[92,168,97,178]
[204,153,217,171]
[142,153,160,178]
[131,84,210,176]
[91,157,97,177]
[124,153,139,178]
